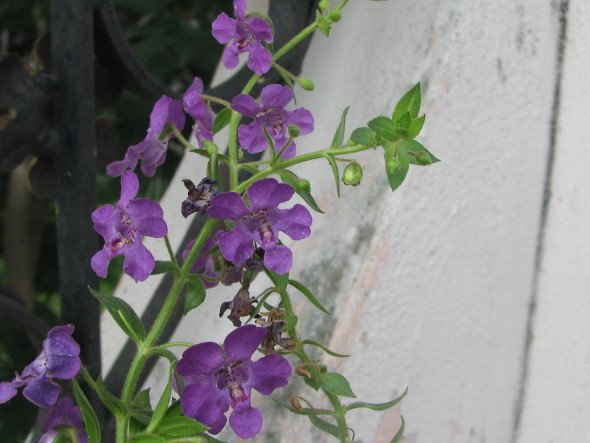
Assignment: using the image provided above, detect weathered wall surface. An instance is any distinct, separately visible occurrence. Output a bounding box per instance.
[100,1,589,442]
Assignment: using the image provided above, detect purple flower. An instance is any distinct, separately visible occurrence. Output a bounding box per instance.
[91,171,168,282]
[232,84,314,159]
[206,178,312,275]
[107,95,185,177]
[177,325,291,439]
[183,77,214,148]
[39,397,88,443]
[212,0,273,74]
[181,231,243,289]
[0,325,80,408]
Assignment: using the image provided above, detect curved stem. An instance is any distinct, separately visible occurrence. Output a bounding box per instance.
[201,94,231,108]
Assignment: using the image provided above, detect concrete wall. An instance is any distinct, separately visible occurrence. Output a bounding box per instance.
[102,1,589,442]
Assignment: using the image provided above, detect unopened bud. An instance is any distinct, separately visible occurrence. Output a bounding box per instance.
[298,77,315,91]
[318,0,331,11]
[288,125,300,138]
[290,396,303,411]
[329,10,342,22]
[386,157,399,174]
[416,150,433,165]
[296,178,311,192]
[342,162,363,186]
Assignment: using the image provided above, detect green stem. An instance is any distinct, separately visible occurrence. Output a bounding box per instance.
[163,236,177,265]
[151,341,192,349]
[201,94,231,108]
[171,126,196,151]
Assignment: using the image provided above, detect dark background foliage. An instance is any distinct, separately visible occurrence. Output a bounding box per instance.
[0,0,230,440]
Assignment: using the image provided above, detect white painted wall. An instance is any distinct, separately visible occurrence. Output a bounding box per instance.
[101,1,590,442]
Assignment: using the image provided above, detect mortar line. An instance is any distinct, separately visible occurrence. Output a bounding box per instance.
[510,1,570,441]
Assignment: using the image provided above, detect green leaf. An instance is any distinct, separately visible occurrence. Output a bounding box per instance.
[96,376,126,416]
[282,314,298,332]
[277,170,324,213]
[130,389,153,425]
[213,108,232,135]
[397,112,412,129]
[346,388,408,412]
[184,278,206,315]
[152,261,177,275]
[308,415,340,438]
[316,11,331,36]
[89,287,145,343]
[273,63,295,92]
[326,154,341,197]
[391,416,405,443]
[406,115,425,139]
[265,268,289,291]
[384,146,410,192]
[318,372,356,398]
[302,339,349,358]
[331,106,349,148]
[130,436,165,443]
[367,116,397,141]
[72,379,101,443]
[274,399,334,417]
[393,82,421,122]
[147,369,173,433]
[304,376,320,391]
[350,127,378,147]
[401,140,439,165]
[156,416,208,437]
[288,279,331,315]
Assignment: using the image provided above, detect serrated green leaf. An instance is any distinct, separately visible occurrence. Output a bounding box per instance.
[308,415,340,438]
[350,127,378,147]
[89,287,145,343]
[401,140,439,165]
[346,387,408,412]
[277,170,324,214]
[213,108,232,135]
[156,416,208,437]
[265,268,289,291]
[391,416,405,443]
[326,154,341,197]
[72,379,100,443]
[152,261,177,275]
[288,279,331,315]
[331,106,349,148]
[393,82,421,122]
[302,339,349,358]
[406,115,425,139]
[368,116,397,141]
[318,372,356,398]
[146,369,173,433]
[184,279,206,315]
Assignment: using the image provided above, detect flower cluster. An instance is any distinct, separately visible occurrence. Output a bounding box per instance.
[39,397,88,443]
[0,325,80,408]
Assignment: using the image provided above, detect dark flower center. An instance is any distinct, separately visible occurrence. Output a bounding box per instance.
[111,212,137,252]
[242,209,276,245]
[261,108,285,136]
[236,22,255,50]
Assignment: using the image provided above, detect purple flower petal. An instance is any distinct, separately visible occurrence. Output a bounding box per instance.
[246,41,272,75]
[223,325,266,362]
[275,138,297,159]
[177,342,225,376]
[119,171,139,206]
[286,108,315,135]
[260,84,294,109]
[247,178,294,210]
[212,13,237,43]
[22,375,60,408]
[150,96,185,134]
[247,17,273,42]
[106,158,130,177]
[238,120,269,154]
[249,354,292,395]
[262,244,292,275]
[44,325,81,380]
[127,208,167,238]
[222,44,240,69]
[231,94,259,117]
[0,382,17,404]
[229,406,263,439]
[233,0,247,19]
[181,382,229,432]
[218,227,255,266]
[122,242,155,282]
[91,249,113,278]
[273,204,312,240]
[207,192,249,220]
[208,412,229,435]
[126,198,164,221]
[91,205,117,240]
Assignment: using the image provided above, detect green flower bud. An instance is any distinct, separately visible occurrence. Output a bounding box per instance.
[386,157,399,174]
[288,124,301,138]
[296,178,311,192]
[329,10,342,22]
[318,0,331,11]
[415,150,433,165]
[342,162,363,186]
[298,77,315,91]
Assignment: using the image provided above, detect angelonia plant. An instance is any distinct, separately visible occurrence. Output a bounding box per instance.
[0,0,439,441]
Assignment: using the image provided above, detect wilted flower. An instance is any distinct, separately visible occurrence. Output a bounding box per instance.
[0,325,80,408]
[219,287,258,327]
[106,95,185,177]
[212,0,274,74]
[183,77,214,147]
[177,325,291,439]
[91,171,167,282]
[39,397,88,443]
[207,178,312,274]
[232,84,314,158]
[181,177,218,218]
